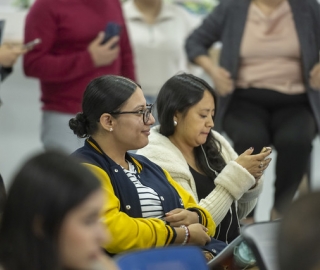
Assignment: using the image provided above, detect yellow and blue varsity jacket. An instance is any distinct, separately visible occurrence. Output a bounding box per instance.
[72,138,216,255]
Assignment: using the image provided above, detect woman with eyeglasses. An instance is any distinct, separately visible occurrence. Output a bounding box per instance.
[69,75,222,257]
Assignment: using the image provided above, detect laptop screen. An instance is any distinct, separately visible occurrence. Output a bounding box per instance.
[208,236,244,270]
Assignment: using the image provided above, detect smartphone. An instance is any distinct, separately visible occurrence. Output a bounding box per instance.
[23,38,41,50]
[101,22,121,45]
[260,147,268,153]
[260,147,271,154]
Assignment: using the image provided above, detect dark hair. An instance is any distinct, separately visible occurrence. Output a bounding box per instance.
[157,73,226,178]
[278,192,320,270]
[69,75,139,138]
[0,151,101,270]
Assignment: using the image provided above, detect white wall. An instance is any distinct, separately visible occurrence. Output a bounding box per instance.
[0,10,28,43]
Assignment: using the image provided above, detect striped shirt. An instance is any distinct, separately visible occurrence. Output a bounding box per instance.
[122,161,164,218]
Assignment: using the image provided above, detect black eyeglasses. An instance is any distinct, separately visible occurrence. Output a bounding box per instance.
[108,104,153,124]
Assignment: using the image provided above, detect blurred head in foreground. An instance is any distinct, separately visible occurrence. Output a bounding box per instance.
[0,151,109,270]
[278,191,320,270]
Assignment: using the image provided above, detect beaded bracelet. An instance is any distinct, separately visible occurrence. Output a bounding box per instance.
[180,225,190,245]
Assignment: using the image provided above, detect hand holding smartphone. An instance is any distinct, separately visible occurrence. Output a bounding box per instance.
[260,147,272,154]
[101,22,121,46]
[260,147,272,162]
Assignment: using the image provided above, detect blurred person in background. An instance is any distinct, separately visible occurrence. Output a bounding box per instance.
[24,0,135,153]
[122,0,201,114]
[186,0,320,221]
[0,151,118,270]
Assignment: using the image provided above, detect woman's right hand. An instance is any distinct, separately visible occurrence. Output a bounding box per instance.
[210,66,234,96]
[235,147,272,179]
[88,32,120,67]
[0,45,26,67]
[187,224,211,246]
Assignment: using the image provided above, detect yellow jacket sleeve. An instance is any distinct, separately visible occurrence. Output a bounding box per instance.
[162,169,216,237]
[84,163,176,254]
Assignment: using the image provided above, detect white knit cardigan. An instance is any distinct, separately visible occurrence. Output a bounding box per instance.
[137,125,263,225]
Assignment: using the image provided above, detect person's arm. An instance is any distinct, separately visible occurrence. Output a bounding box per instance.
[138,129,263,226]
[136,129,233,227]
[86,163,176,253]
[0,45,26,81]
[170,161,259,225]
[163,169,216,237]
[185,0,226,64]
[212,132,264,220]
[85,164,209,254]
[0,45,24,68]
[185,1,235,95]
[23,0,96,83]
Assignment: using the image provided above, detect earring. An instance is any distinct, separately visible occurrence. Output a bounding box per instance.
[109,128,113,132]
[173,120,177,126]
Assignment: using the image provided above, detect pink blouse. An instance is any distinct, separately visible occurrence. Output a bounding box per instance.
[236,0,305,94]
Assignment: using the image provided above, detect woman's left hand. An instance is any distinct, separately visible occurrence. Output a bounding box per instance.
[164,208,199,227]
[310,63,320,90]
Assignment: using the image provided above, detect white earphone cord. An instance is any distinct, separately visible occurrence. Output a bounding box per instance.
[201,144,241,242]
[200,145,218,176]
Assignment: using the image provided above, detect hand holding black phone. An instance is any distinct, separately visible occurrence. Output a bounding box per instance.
[101,22,121,46]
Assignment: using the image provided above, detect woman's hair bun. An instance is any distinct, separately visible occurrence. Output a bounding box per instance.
[69,112,89,138]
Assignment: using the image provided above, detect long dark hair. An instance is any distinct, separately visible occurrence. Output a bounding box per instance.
[0,151,101,270]
[69,75,139,138]
[157,73,226,178]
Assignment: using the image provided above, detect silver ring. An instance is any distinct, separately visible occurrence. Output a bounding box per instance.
[259,162,263,168]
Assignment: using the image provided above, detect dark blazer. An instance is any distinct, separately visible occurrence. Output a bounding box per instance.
[186,0,320,132]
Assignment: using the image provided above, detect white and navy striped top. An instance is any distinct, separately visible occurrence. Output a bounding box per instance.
[122,161,164,218]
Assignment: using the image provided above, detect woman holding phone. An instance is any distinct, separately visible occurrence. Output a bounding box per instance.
[138,73,272,243]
